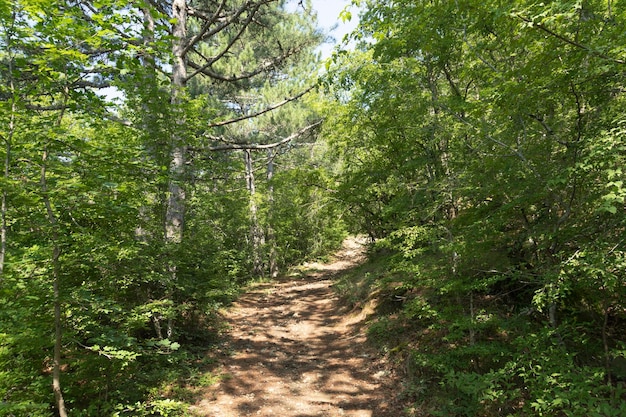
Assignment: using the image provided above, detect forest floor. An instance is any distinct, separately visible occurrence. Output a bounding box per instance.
[190,237,405,417]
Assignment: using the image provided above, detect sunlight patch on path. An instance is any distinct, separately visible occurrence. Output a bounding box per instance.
[189,236,400,417]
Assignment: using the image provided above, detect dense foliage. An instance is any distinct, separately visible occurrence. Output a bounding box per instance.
[3,0,625,415]
[0,0,344,415]
[324,0,626,415]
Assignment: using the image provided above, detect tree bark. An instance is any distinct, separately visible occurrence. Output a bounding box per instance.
[166,0,188,245]
[0,45,17,279]
[245,149,265,277]
[134,6,157,242]
[602,300,612,385]
[266,149,278,278]
[41,146,67,417]
[153,0,191,339]
[40,88,70,417]
[0,114,11,279]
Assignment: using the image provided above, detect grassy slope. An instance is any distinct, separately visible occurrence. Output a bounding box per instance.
[331,246,626,417]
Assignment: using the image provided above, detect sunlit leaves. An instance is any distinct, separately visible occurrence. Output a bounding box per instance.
[323,1,626,414]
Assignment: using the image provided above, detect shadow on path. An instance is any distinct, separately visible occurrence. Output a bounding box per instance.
[191,238,401,417]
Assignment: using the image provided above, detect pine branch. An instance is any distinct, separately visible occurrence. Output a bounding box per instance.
[187,42,305,83]
[183,0,231,56]
[207,85,315,128]
[184,1,261,79]
[208,120,322,151]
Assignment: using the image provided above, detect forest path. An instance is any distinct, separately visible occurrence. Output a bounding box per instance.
[190,237,401,417]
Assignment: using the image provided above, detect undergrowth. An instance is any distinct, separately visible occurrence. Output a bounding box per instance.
[0,309,230,417]
[333,245,626,417]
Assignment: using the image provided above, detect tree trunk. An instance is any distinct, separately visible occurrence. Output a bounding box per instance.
[602,299,612,386]
[134,6,157,242]
[1,56,17,279]
[0,122,10,278]
[41,146,67,417]
[157,0,189,338]
[166,0,188,245]
[245,149,265,277]
[51,244,65,417]
[266,149,278,278]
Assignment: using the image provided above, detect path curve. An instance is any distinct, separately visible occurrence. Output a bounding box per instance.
[191,237,401,417]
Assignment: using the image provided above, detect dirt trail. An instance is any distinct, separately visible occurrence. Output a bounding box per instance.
[191,237,402,417]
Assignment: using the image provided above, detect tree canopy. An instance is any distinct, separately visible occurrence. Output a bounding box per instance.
[0,1,343,415]
[322,0,626,415]
[1,0,626,415]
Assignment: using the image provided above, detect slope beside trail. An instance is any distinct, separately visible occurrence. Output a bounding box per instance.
[191,237,403,417]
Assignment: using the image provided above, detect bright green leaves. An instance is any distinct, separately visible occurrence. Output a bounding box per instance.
[146,338,180,353]
[323,0,626,415]
[601,192,624,214]
[595,122,626,214]
[339,7,352,23]
[511,0,626,66]
[0,0,333,414]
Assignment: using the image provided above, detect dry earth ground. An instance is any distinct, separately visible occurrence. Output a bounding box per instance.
[190,237,404,417]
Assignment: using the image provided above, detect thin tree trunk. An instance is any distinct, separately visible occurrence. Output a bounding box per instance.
[167,0,188,245]
[158,0,189,338]
[142,7,155,69]
[0,123,10,278]
[469,291,476,346]
[41,146,67,417]
[549,303,557,328]
[51,243,65,417]
[245,149,265,277]
[266,149,278,278]
[134,5,156,243]
[602,296,612,386]
[1,53,17,279]
[40,92,70,417]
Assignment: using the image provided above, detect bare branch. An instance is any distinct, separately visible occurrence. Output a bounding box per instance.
[187,0,270,52]
[187,42,305,83]
[103,112,133,127]
[208,120,322,151]
[185,3,262,81]
[527,114,554,135]
[183,0,229,56]
[438,102,541,178]
[73,79,112,89]
[207,85,315,128]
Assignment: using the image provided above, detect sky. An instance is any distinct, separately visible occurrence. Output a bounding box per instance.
[309,0,359,58]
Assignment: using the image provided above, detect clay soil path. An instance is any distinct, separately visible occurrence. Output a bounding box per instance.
[191,237,402,417]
